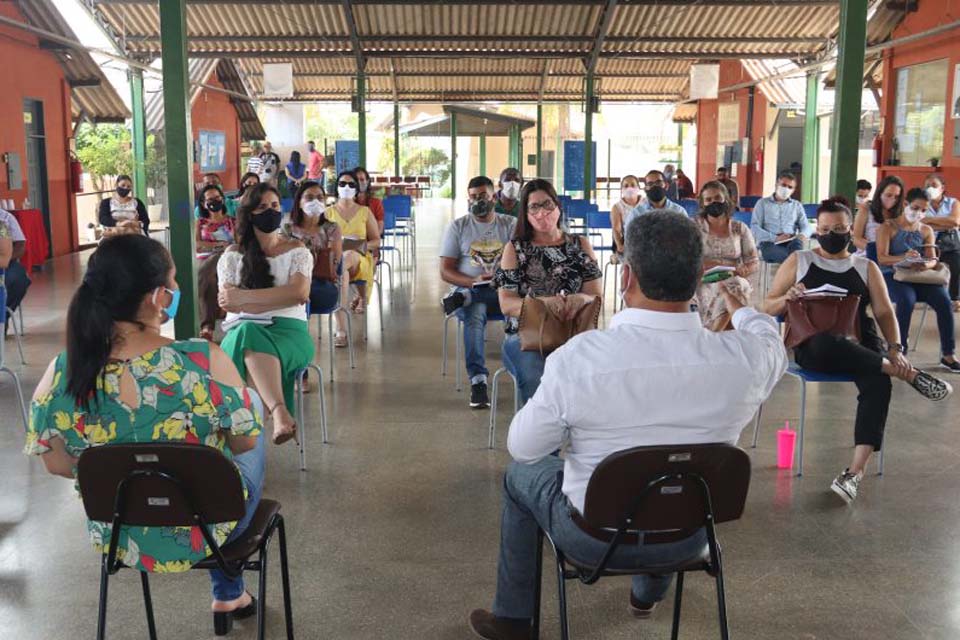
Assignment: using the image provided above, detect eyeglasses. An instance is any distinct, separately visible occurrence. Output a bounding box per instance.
[528,200,557,215]
[645,180,665,188]
[818,224,851,234]
[338,181,355,188]
[253,204,281,213]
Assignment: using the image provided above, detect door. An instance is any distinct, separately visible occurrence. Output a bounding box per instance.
[23,99,51,257]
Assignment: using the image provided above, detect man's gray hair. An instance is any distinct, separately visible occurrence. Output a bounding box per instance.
[624,211,703,302]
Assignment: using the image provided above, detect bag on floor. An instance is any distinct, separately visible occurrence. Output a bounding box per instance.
[936,229,960,254]
[518,294,601,356]
[893,262,950,287]
[783,294,861,350]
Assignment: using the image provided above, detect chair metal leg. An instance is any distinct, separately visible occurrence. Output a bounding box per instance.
[714,549,730,640]
[1,366,29,429]
[670,571,684,640]
[488,367,504,449]
[877,446,885,476]
[751,403,764,448]
[277,517,295,640]
[913,303,928,354]
[555,553,570,640]
[257,546,268,640]
[325,313,335,382]
[797,378,807,477]
[442,314,452,377]
[513,374,520,414]
[456,318,463,392]
[531,528,544,640]
[97,556,110,640]
[296,368,308,471]
[345,311,355,368]
[377,267,386,332]
[140,572,158,640]
[8,307,25,365]
[311,364,329,444]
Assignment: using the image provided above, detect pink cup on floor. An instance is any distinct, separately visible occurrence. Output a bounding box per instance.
[777,421,796,469]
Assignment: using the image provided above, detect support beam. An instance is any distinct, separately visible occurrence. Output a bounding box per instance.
[129,67,148,202]
[123,34,827,46]
[357,71,367,166]
[158,0,197,338]
[99,0,839,5]
[536,104,543,179]
[802,70,821,203]
[281,71,688,80]
[135,48,810,60]
[828,0,868,200]
[394,101,401,178]
[450,112,457,202]
[584,71,595,202]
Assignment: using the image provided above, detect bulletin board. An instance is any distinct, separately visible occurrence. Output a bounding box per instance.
[198,129,227,172]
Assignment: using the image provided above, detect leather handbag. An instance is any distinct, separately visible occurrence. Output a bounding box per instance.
[311,247,337,283]
[936,229,960,254]
[893,262,950,287]
[518,294,602,356]
[783,294,861,350]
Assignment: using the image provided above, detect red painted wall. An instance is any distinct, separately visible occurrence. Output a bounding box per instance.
[191,72,242,189]
[0,1,77,256]
[878,0,960,190]
[695,60,770,198]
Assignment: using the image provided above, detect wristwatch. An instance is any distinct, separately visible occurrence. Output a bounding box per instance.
[888,342,906,354]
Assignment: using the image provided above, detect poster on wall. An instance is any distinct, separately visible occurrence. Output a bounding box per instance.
[953,64,960,119]
[199,130,227,172]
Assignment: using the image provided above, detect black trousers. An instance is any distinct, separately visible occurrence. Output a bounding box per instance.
[4,260,31,311]
[794,333,891,451]
[940,249,960,301]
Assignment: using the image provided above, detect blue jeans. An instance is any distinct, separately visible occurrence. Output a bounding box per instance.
[759,238,803,264]
[502,334,545,405]
[884,273,956,356]
[4,261,31,311]
[209,392,266,601]
[456,285,502,384]
[492,457,707,619]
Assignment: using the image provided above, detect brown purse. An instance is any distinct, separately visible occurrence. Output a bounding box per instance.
[312,247,337,283]
[518,294,602,356]
[783,295,861,349]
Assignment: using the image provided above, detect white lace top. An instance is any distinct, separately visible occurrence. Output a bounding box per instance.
[109,197,140,221]
[217,246,313,323]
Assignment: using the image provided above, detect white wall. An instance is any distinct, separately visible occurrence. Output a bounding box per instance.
[263,103,305,147]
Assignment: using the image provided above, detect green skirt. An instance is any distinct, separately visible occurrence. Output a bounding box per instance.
[220,316,315,414]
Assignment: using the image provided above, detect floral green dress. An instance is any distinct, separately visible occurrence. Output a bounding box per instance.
[25,339,262,573]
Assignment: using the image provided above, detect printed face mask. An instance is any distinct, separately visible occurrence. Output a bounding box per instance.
[469,199,493,217]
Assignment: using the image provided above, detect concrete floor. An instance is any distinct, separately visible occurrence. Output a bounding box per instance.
[1,198,959,640]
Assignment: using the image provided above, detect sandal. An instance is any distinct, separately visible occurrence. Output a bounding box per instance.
[334,331,349,348]
[269,402,298,445]
[350,296,366,315]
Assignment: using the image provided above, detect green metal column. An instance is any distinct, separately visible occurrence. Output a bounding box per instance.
[450,112,457,202]
[829,0,868,200]
[536,104,543,178]
[393,101,401,178]
[584,71,595,202]
[802,71,821,203]
[129,67,148,202]
[357,71,367,166]
[479,134,487,177]
[507,125,519,168]
[158,0,197,339]
[677,123,684,170]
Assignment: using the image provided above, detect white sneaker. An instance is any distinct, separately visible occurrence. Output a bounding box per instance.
[830,468,862,505]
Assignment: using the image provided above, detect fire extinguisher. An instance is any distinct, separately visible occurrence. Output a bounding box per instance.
[70,152,84,194]
[872,133,882,168]
[754,145,763,174]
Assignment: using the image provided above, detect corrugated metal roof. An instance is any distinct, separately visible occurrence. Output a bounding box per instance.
[88,0,907,104]
[15,0,129,122]
[741,59,806,108]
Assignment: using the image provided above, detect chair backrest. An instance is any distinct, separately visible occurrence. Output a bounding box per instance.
[403,175,416,183]
[390,176,402,184]
[374,176,389,184]
[802,203,819,219]
[587,210,611,230]
[384,194,412,218]
[582,443,750,534]
[866,241,879,264]
[680,199,699,216]
[596,177,608,184]
[417,176,430,184]
[739,195,761,210]
[383,207,398,231]
[732,211,752,227]
[77,443,246,527]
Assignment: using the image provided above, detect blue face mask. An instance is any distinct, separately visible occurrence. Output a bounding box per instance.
[154,287,181,323]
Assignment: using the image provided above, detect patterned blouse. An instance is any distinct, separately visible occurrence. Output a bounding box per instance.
[281,220,342,253]
[198,215,235,245]
[25,340,262,573]
[494,234,602,332]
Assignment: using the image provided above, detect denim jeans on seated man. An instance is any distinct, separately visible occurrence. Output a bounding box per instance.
[209,390,266,601]
[456,284,503,385]
[493,456,707,619]
[758,238,803,264]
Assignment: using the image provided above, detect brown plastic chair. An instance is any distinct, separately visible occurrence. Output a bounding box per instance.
[77,443,294,640]
[532,443,750,640]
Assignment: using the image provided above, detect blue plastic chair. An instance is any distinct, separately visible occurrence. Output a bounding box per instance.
[306,283,355,381]
[0,278,28,430]
[732,211,752,227]
[381,208,405,276]
[383,194,415,261]
[802,203,819,220]
[752,362,883,476]
[679,199,699,216]
[739,195,762,211]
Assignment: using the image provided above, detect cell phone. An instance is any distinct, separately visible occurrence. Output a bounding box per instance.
[702,271,734,284]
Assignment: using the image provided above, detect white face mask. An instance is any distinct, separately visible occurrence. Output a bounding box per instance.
[358,180,368,192]
[338,185,357,200]
[855,196,867,205]
[302,199,326,218]
[501,181,521,199]
[925,186,943,202]
[775,185,794,200]
[622,187,640,200]
[904,207,925,224]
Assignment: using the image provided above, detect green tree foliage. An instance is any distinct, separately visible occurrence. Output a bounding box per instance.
[75,123,131,191]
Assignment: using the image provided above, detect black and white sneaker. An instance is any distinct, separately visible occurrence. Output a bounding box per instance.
[910,370,953,401]
[470,382,490,409]
[442,291,466,316]
[940,358,960,374]
[830,468,862,505]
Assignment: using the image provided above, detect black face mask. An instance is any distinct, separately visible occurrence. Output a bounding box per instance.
[646,186,665,203]
[206,200,224,213]
[705,202,726,218]
[251,209,282,234]
[117,187,131,197]
[818,231,851,255]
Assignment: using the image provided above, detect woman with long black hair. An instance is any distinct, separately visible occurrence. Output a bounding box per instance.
[26,234,265,621]
[217,182,314,445]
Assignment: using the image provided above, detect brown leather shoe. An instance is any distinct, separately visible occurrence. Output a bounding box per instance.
[628,592,658,619]
[469,609,531,640]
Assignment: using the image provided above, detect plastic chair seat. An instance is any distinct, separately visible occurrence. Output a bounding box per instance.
[786,363,856,384]
[192,499,282,568]
[563,544,711,577]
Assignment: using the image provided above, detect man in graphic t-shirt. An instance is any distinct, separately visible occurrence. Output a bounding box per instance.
[440,175,517,409]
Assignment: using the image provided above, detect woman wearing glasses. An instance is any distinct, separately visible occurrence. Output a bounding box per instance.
[325,170,380,314]
[217,183,315,446]
[494,179,602,404]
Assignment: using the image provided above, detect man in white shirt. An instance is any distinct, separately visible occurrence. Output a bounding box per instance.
[469,211,788,640]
